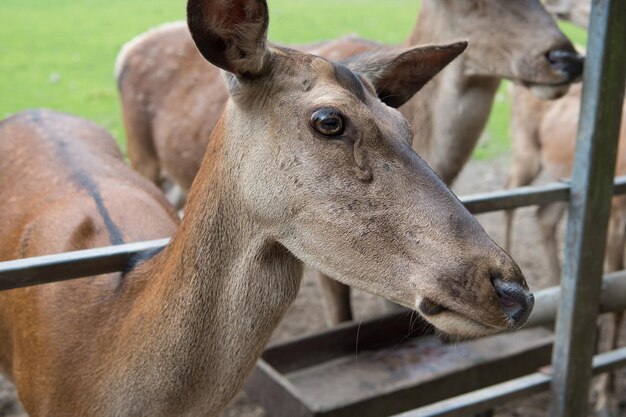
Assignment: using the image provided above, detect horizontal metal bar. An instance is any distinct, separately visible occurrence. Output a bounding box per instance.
[462,175,626,215]
[1,176,626,292]
[461,181,570,214]
[392,347,626,417]
[526,269,626,327]
[0,239,169,291]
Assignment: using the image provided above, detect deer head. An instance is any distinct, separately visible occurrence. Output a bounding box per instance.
[420,0,584,99]
[187,0,534,337]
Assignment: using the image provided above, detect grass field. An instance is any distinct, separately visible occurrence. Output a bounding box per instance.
[0,0,587,159]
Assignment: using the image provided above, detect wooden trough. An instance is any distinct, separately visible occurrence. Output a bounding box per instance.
[245,270,626,417]
[245,312,554,417]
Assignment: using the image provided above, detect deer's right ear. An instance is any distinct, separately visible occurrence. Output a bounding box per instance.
[187,0,271,78]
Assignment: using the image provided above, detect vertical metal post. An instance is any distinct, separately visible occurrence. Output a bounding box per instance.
[549,1,626,416]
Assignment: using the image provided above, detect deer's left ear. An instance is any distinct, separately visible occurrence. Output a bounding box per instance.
[187,0,271,78]
[346,41,468,108]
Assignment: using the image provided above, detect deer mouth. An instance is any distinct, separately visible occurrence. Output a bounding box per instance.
[519,80,572,100]
[416,297,505,338]
[520,78,572,88]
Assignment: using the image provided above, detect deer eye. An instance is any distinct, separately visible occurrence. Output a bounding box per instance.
[310,108,345,137]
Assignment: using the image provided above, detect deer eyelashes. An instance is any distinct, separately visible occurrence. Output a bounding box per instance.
[310,108,345,137]
[309,107,372,182]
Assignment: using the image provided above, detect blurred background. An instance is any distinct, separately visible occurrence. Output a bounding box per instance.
[0,0,586,160]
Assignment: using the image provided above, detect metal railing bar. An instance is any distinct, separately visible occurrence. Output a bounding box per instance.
[461,181,570,214]
[392,347,626,417]
[0,238,169,291]
[460,176,626,215]
[1,176,626,292]
[548,0,626,415]
[526,269,626,328]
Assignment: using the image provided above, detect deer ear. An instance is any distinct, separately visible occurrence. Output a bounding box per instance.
[346,41,468,108]
[187,0,271,78]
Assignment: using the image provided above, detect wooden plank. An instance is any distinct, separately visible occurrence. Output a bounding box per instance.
[394,346,626,417]
[262,312,430,374]
[245,360,315,417]
[250,271,626,417]
[249,328,553,417]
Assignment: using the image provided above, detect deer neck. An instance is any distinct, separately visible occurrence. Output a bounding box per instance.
[109,116,302,415]
[402,5,501,185]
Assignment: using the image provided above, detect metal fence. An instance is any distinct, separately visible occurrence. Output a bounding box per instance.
[0,0,624,416]
[3,177,626,292]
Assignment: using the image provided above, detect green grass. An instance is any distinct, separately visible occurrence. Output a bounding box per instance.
[0,0,184,145]
[0,0,419,152]
[0,0,587,159]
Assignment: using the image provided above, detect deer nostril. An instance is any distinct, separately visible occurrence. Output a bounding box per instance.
[491,277,534,329]
[545,49,584,81]
[498,293,518,309]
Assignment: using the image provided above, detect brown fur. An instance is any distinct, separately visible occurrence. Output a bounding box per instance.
[0,1,535,415]
[505,83,626,416]
[0,110,179,416]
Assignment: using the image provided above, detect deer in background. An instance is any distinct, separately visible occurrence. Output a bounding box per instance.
[0,0,535,415]
[505,83,626,417]
[117,0,581,326]
[545,0,591,28]
[505,84,626,285]
[117,0,583,202]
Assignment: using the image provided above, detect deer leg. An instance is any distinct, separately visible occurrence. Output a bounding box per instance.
[123,104,161,186]
[604,201,626,273]
[160,177,187,212]
[317,272,352,326]
[504,123,542,253]
[594,205,626,417]
[504,209,516,254]
[536,202,567,285]
[120,59,188,213]
[594,312,623,417]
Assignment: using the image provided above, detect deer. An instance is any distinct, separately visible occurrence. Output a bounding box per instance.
[505,83,626,417]
[0,1,535,416]
[117,0,582,326]
[117,0,584,203]
[544,0,591,28]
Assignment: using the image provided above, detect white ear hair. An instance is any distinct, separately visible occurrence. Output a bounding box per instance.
[187,0,271,77]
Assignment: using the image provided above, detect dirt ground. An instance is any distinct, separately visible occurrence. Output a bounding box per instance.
[1,157,624,417]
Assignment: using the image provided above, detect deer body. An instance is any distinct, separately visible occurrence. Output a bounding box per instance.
[0,110,302,417]
[0,1,534,415]
[505,84,626,416]
[506,84,626,281]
